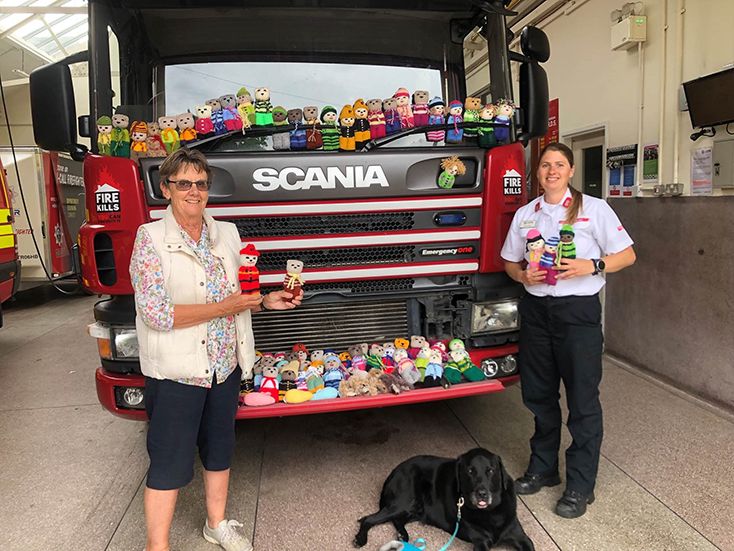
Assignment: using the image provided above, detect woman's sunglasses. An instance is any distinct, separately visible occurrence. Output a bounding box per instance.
[166,178,211,191]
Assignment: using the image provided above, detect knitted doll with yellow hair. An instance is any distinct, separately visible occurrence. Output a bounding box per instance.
[438,156,466,189]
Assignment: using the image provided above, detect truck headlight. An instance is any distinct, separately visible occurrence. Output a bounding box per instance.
[471,300,519,334]
[113,329,139,359]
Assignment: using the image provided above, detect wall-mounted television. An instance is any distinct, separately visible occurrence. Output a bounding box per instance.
[682,67,734,129]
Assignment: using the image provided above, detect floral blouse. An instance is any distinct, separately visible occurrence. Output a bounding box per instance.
[130,222,237,388]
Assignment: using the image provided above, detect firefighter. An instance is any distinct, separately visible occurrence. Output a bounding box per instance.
[500,142,636,519]
[129,149,301,551]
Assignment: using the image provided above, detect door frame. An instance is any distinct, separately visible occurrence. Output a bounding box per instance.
[562,123,608,198]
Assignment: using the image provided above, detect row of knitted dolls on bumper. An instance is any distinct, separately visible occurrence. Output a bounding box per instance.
[95,86,517,158]
[241,336,490,407]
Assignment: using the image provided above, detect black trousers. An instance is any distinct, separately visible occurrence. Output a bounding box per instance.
[518,293,603,495]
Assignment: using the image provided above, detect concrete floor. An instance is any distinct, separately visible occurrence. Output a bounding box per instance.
[1,288,733,551]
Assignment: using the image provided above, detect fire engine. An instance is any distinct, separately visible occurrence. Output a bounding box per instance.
[0,157,20,326]
[29,0,550,419]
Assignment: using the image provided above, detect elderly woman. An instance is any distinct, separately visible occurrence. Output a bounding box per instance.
[130,148,299,551]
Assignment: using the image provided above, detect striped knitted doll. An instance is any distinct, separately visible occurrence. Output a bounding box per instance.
[394,87,415,128]
[412,90,430,126]
[320,106,340,151]
[206,99,227,135]
[254,87,274,126]
[383,98,401,136]
[238,244,260,295]
[367,98,386,139]
[353,99,371,150]
[339,105,356,152]
[558,225,577,261]
[219,94,243,132]
[445,100,464,144]
[540,236,560,285]
[426,97,446,142]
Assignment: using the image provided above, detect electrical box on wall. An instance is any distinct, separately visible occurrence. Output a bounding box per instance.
[611,15,647,50]
[713,139,734,189]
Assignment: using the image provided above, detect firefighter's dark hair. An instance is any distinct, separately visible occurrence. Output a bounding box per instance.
[159,148,212,187]
[538,142,583,225]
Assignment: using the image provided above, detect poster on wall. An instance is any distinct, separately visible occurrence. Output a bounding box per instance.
[606,144,638,197]
[643,144,659,184]
[691,146,713,195]
[539,98,559,150]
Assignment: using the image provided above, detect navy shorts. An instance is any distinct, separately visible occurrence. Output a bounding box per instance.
[144,367,241,490]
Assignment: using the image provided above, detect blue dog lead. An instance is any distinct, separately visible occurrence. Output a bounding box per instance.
[438,497,464,551]
[381,496,464,551]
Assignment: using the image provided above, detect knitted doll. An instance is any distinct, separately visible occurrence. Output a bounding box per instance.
[158,116,180,155]
[129,121,148,161]
[366,343,385,371]
[145,121,167,158]
[540,236,560,285]
[438,156,466,189]
[446,100,464,144]
[423,348,444,387]
[271,106,290,150]
[254,87,274,126]
[558,224,577,261]
[412,90,430,127]
[383,98,401,136]
[408,335,428,359]
[206,99,227,135]
[395,348,421,387]
[283,259,305,301]
[494,99,515,143]
[96,116,113,155]
[177,113,197,145]
[320,106,340,152]
[339,351,352,371]
[339,105,356,152]
[236,87,256,127]
[239,243,260,295]
[448,339,484,382]
[110,113,130,158]
[426,97,445,142]
[463,96,482,140]
[237,102,252,132]
[477,103,497,148]
[381,341,396,373]
[367,98,386,140]
[414,345,431,381]
[310,350,326,372]
[194,105,215,138]
[292,343,309,368]
[353,99,371,150]
[303,105,323,150]
[219,94,242,132]
[393,87,415,129]
[287,108,307,151]
[323,353,346,390]
[526,229,545,270]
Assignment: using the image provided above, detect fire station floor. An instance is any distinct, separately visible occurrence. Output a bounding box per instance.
[1,288,733,551]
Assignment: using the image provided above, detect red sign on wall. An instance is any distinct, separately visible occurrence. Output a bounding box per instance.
[539,98,559,150]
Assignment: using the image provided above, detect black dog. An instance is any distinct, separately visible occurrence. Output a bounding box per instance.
[354,448,534,551]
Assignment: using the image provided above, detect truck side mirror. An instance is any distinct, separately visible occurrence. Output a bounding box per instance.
[517,26,550,143]
[29,52,89,161]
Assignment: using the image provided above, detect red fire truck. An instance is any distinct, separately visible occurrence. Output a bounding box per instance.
[0,158,20,326]
[29,0,550,420]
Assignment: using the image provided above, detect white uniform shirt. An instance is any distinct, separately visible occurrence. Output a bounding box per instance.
[500,189,634,297]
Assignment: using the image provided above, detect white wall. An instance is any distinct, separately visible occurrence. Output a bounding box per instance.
[465,0,734,196]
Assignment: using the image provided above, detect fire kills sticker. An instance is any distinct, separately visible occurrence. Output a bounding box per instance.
[95,183,121,221]
[503,169,523,196]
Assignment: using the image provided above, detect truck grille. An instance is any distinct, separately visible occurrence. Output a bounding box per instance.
[262,278,414,295]
[259,245,414,270]
[252,299,409,352]
[234,211,414,238]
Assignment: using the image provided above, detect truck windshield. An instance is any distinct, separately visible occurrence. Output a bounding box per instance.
[165,61,444,151]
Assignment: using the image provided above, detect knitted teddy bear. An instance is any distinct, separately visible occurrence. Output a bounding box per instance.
[194,105,215,138]
[258,362,281,402]
[309,349,325,373]
[145,121,167,158]
[339,105,356,152]
[353,99,371,150]
[283,259,305,301]
[279,359,300,400]
[287,108,307,151]
[323,353,346,391]
[110,113,130,158]
[302,105,323,150]
[383,98,401,136]
[254,87,274,126]
[218,94,242,132]
[96,116,113,155]
[177,113,197,145]
[366,343,386,371]
[408,335,428,359]
[463,96,482,140]
[206,99,227,135]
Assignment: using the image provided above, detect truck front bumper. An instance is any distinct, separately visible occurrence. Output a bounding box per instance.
[95,343,520,421]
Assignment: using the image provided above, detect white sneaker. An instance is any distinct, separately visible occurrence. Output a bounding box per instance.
[202,519,254,551]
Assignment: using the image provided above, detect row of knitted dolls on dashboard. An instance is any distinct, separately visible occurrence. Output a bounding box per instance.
[94,87,517,159]
[240,336,490,407]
